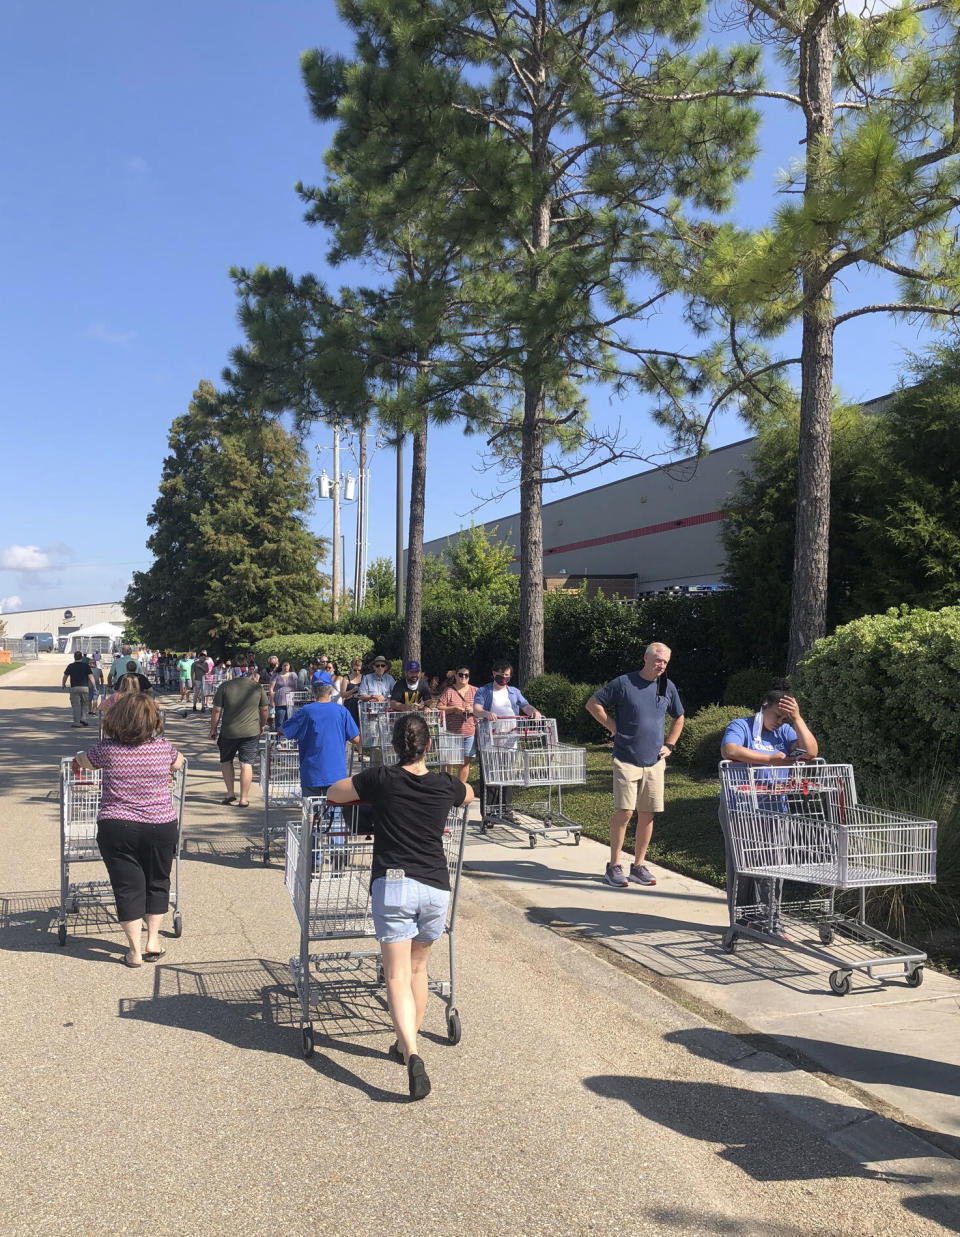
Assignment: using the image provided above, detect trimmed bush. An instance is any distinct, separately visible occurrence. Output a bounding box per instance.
[794,605,960,784]
[722,668,782,708]
[251,632,373,670]
[523,674,610,744]
[673,703,752,779]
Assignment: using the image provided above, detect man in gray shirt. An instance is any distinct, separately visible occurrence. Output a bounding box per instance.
[210,675,268,806]
[586,642,685,889]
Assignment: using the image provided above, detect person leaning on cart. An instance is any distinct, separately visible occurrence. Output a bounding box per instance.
[327,714,473,1102]
[72,693,184,968]
[719,690,819,931]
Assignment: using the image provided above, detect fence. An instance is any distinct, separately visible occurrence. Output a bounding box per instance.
[0,638,38,661]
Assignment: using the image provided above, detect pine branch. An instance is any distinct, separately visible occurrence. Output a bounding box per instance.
[833,302,960,327]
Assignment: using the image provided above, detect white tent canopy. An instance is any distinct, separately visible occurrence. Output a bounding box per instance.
[63,622,125,654]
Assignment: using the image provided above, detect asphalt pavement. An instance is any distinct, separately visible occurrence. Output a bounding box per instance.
[0,655,957,1236]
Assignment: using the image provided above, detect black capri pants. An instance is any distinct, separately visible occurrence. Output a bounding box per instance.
[96,817,178,922]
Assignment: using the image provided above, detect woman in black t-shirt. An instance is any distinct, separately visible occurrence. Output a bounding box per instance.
[328,713,473,1101]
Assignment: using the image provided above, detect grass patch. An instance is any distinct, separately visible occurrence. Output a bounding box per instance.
[0,662,24,676]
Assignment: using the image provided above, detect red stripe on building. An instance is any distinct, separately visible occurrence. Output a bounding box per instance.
[535,510,724,559]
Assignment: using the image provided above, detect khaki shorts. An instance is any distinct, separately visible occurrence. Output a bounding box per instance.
[612,757,666,813]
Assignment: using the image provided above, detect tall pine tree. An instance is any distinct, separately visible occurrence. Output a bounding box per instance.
[126,381,327,651]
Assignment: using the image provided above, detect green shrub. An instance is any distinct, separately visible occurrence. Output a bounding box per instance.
[523,674,609,744]
[722,668,782,708]
[794,605,960,785]
[251,632,374,669]
[673,703,752,779]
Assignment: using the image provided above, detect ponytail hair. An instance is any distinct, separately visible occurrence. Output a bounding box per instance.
[393,713,430,764]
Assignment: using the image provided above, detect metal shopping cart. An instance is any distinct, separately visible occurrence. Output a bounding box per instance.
[289,689,310,716]
[285,795,468,1058]
[477,716,586,847]
[358,699,389,752]
[375,709,462,768]
[718,760,937,994]
[260,735,301,864]
[56,756,188,946]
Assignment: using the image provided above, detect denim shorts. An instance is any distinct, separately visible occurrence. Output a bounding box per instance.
[371,875,450,944]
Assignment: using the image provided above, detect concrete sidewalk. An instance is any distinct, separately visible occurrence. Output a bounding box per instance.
[461,816,960,1156]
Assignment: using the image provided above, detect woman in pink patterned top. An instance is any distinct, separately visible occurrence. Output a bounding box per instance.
[73,693,184,968]
[435,665,478,785]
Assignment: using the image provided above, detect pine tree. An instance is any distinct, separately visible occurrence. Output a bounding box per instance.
[126,382,327,651]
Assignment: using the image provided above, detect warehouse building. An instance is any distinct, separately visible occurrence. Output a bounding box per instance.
[0,602,126,645]
[422,392,896,598]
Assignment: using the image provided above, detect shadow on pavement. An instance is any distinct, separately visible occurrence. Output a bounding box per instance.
[462,854,724,903]
[584,1073,933,1185]
[118,955,410,1104]
[522,901,831,990]
[902,1195,960,1233]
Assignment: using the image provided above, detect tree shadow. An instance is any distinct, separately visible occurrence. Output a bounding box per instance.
[118,955,412,1104]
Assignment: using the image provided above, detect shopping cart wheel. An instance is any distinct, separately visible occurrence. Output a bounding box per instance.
[262,848,271,866]
[720,928,738,954]
[818,925,835,946]
[905,966,924,988]
[172,913,183,939]
[829,969,851,996]
[574,833,581,846]
[301,1027,315,1058]
[447,1010,462,1045]
[57,923,67,947]
[528,835,537,848]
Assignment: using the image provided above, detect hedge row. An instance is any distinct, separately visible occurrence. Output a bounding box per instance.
[250,632,373,670]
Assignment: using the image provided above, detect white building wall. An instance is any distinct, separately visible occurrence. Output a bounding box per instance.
[423,438,756,593]
[0,602,127,640]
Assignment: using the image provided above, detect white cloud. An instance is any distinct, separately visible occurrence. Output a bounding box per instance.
[0,545,53,572]
[125,156,150,175]
[0,595,22,612]
[85,321,137,346]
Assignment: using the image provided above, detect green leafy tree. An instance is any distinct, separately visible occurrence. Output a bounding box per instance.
[855,347,960,611]
[121,619,144,647]
[447,523,518,607]
[126,382,327,652]
[364,556,396,609]
[692,0,960,668]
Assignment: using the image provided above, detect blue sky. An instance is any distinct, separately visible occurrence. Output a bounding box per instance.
[0,0,940,616]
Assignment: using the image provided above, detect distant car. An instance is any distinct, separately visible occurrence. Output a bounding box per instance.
[22,632,55,652]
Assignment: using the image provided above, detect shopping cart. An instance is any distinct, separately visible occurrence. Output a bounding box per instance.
[375,709,462,768]
[56,756,188,946]
[476,716,586,846]
[359,700,389,750]
[718,760,937,994]
[285,795,468,1058]
[289,689,310,716]
[260,735,302,864]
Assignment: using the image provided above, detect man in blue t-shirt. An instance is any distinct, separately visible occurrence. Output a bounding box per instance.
[280,682,360,795]
[586,643,685,889]
[720,691,819,931]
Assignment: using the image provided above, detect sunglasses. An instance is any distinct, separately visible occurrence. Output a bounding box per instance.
[457,672,470,678]
[373,663,386,668]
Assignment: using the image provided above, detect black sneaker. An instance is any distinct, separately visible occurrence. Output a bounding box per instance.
[407,1054,431,1101]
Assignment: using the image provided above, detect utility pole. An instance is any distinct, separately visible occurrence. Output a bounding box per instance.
[354,424,368,610]
[331,426,341,623]
[395,435,404,617]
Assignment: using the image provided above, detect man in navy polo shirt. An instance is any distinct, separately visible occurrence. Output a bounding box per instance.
[586,643,685,889]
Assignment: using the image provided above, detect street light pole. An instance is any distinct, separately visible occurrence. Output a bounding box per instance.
[395,435,405,617]
[331,426,341,623]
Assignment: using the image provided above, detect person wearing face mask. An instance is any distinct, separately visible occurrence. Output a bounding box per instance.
[390,661,432,711]
[719,689,819,933]
[473,659,542,822]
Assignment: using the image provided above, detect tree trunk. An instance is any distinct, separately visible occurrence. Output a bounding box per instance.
[788,11,834,674]
[518,384,545,683]
[403,411,427,665]
[517,0,549,685]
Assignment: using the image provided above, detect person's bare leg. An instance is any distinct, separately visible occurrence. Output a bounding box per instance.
[609,808,633,865]
[143,912,164,954]
[410,939,433,1033]
[119,918,142,964]
[220,761,235,796]
[381,940,417,1059]
[237,761,253,805]
[633,811,655,865]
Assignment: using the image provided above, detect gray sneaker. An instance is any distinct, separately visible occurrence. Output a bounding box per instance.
[604,862,629,888]
[628,863,657,886]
